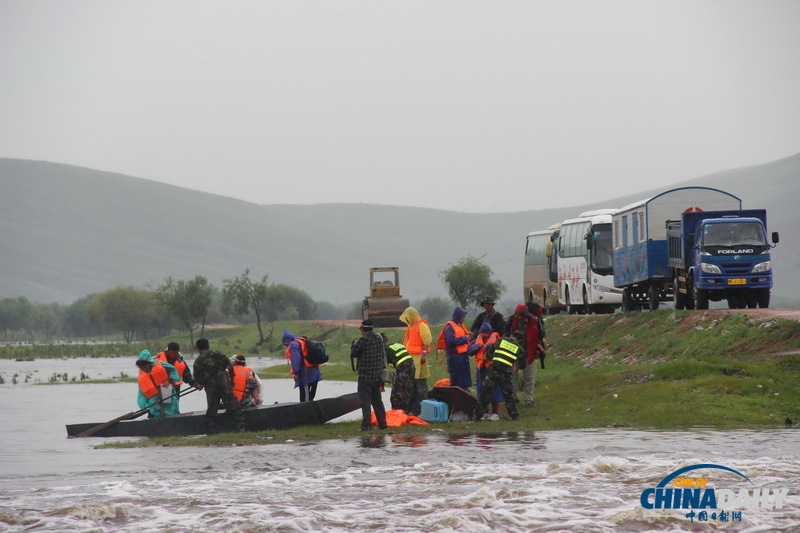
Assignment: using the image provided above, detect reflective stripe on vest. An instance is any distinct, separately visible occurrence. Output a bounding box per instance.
[232,366,253,401]
[138,362,170,398]
[492,338,521,367]
[388,343,412,368]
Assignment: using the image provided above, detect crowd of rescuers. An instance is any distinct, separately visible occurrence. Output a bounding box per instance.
[133,298,545,431]
[134,339,261,432]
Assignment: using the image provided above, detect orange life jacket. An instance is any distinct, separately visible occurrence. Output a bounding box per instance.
[138,362,171,399]
[473,332,501,369]
[155,352,185,385]
[232,366,253,401]
[437,321,469,354]
[403,319,429,354]
[285,338,320,370]
[433,378,451,388]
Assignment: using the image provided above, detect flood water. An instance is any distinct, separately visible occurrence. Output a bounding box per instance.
[1,357,798,532]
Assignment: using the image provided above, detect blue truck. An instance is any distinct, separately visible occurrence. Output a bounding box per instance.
[612,187,779,310]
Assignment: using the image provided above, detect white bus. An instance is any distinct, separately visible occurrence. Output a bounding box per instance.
[523,224,565,314]
[555,209,622,314]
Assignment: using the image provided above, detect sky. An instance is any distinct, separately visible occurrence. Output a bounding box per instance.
[2,1,799,213]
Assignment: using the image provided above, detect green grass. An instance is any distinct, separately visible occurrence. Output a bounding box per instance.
[10,311,800,448]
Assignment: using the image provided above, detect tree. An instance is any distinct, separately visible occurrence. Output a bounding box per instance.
[261,284,317,322]
[155,276,213,345]
[417,296,452,324]
[221,268,270,343]
[87,286,158,343]
[439,256,506,310]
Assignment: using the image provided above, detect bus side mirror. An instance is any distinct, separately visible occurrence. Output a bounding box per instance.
[772,232,779,244]
[584,233,593,249]
[545,241,553,258]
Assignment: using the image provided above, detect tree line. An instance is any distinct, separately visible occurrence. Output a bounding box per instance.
[0,258,506,343]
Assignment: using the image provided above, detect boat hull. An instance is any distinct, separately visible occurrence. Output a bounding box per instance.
[66,392,361,438]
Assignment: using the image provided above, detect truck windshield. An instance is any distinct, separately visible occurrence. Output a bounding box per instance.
[701,222,766,247]
[591,224,613,272]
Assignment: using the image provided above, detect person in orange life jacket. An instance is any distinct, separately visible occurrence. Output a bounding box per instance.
[443,306,475,389]
[399,306,432,416]
[467,322,503,419]
[154,342,196,414]
[470,296,505,337]
[503,304,534,403]
[231,354,263,408]
[475,330,526,421]
[282,329,322,402]
[350,320,388,431]
[136,350,181,418]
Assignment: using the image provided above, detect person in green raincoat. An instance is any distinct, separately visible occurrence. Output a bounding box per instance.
[135,350,181,418]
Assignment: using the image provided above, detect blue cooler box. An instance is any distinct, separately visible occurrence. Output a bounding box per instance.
[420,399,449,422]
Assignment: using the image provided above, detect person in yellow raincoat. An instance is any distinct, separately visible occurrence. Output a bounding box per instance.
[399,307,432,416]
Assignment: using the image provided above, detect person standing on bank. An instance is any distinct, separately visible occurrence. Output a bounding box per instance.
[155,342,196,414]
[282,330,322,402]
[350,320,388,431]
[136,349,181,418]
[470,297,505,337]
[382,333,416,414]
[443,306,474,389]
[475,331,527,421]
[193,338,245,432]
[399,307,432,416]
[468,323,503,419]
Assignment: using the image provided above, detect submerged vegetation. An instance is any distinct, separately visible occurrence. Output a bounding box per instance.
[5,310,799,447]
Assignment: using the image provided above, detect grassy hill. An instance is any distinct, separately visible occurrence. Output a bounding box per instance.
[1,154,798,308]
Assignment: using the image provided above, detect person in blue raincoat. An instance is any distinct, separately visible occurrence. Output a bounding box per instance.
[135,350,181,418]
[282,330,323,402]
[443,307,474,389]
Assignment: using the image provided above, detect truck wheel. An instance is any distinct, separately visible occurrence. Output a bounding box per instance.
[622,288,633,312]
[756,288,770,308]
[648,284,660,311]
[673,275,686,310]
[690,274,708,310]
[727,295,739,309]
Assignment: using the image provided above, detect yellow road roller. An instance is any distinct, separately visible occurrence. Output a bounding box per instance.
[362,267,410,327]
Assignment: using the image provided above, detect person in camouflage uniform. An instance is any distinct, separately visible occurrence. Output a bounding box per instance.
[382,334,416,413]
[193,338,245,432]
[474,331,527,421]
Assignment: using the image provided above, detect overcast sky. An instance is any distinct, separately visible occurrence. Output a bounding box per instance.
[2,1,799,213]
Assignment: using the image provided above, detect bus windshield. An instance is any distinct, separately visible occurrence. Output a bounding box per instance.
[591,224,613,272]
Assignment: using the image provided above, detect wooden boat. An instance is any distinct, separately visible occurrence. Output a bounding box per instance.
[66,392,361,438]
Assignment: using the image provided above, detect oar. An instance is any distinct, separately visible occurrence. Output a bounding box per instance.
[73,387,198,438]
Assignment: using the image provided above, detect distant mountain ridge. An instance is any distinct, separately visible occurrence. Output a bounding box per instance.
[1,155,798,307]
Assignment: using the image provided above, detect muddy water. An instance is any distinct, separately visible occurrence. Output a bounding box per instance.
[1,357,798,532]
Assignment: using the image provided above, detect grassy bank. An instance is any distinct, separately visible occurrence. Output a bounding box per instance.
[90,311,800,448]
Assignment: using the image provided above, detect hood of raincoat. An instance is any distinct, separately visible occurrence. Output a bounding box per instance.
[451,306,467,323]
[399,307,420,326]
[282,329,300,345]
[137,350,155,363]
[479,322,493,335]
[515,303,532,317]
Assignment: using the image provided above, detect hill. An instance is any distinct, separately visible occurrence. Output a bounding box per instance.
[1,154,798,307]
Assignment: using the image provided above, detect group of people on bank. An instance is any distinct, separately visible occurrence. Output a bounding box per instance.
[351,299,546,430]
[133,297,545,432]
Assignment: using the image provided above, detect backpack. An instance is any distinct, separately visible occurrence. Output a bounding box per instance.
[303,337,329,365]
